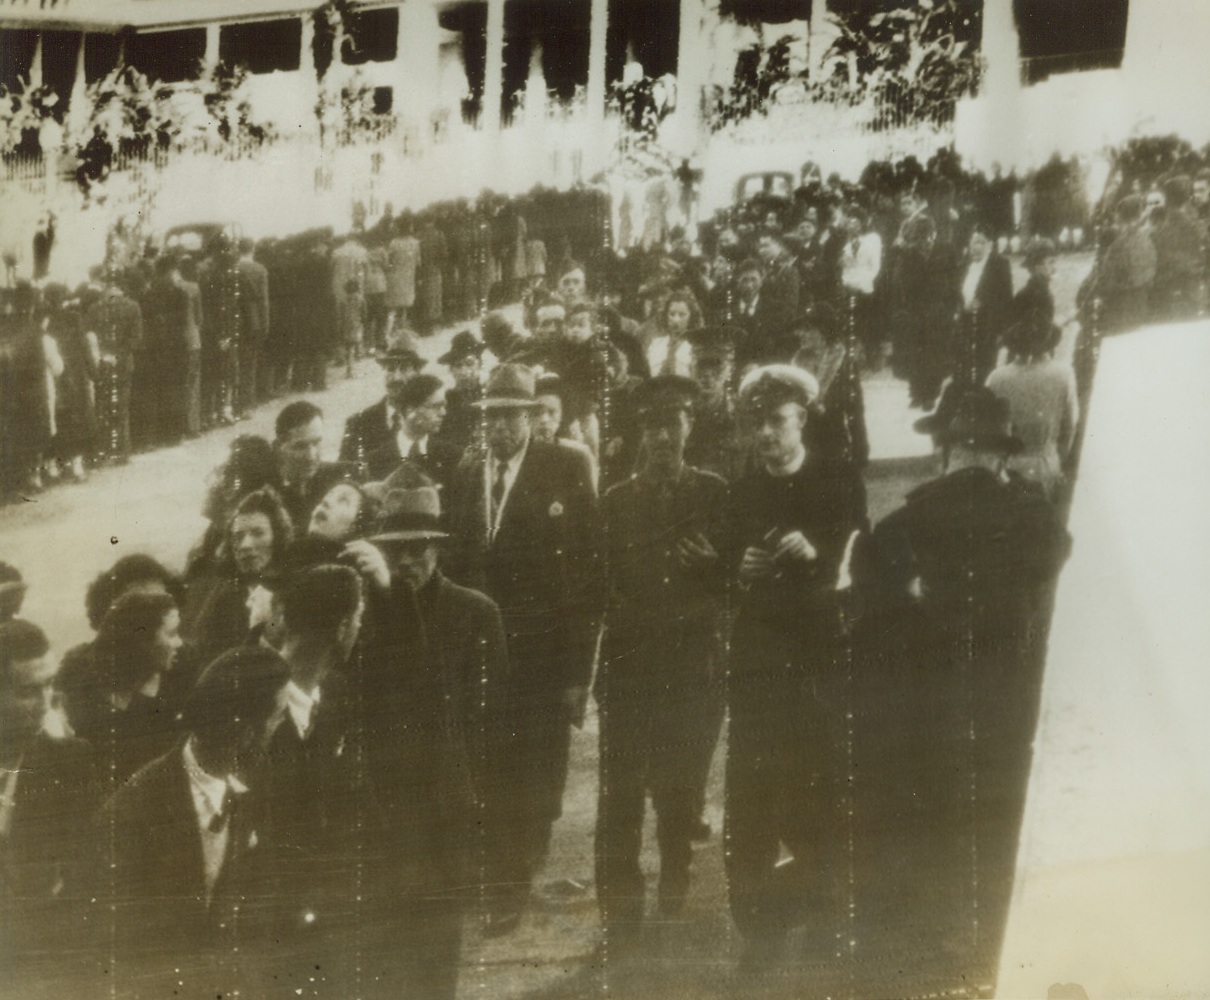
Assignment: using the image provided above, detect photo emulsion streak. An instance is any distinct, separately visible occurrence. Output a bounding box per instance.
[1,1,1208,997]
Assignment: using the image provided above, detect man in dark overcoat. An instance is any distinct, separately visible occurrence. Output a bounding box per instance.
[723,365,866,970]
[340,487,493,998]
[595,376,728,947]
[359,482,510,986]
[446,363,601,933]
[860,387,1070,984]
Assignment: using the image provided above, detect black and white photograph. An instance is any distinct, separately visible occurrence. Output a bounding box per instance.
[1,1,1208,997]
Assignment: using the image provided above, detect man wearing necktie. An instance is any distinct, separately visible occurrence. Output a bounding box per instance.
[363,372,459,484]
[95,646,290,998]
[447,363,601,935]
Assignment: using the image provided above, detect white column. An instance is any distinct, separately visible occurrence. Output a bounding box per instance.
[483,0,505,133]
[203,23,220,75]
[808,0,840,80]
[672,0,710,155]
[29,32,44,88]
[397,0,441,135]
[585,0,608,125]
[67,33,89,139]
[981,0,1021,102]
[298,14,321,135]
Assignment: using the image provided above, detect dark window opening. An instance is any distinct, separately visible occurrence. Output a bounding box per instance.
[343,6,399,65]
[501,0,590,119]
[439,2,487,123]
[720,0,811,25]
[219,18,303,75]
[128,28,206,83]
[40,31,82,118]
[84,33,123,85]
[0,28,39,92]
[372,85,394,114]
[1014,0,1129,83]
[606,0,680,84]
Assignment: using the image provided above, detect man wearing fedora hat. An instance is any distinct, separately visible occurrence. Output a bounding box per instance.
[339,482,508,996]
[338,343,425,471]
[595,375,728,947]
[435,330,486,455]
[863,384,1070,982]
[446,362,601,932]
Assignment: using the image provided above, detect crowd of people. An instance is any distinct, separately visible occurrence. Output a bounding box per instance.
[2,146,1209,999]
[0,186,609,499]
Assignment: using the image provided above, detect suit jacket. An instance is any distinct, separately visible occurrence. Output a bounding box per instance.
[339,398,394,467]
[732,290,800,368]
[1,735,99,959]
[96,743,274,960]
[363,435,463,486]
[260,672,372,930]
[447,439,601,688]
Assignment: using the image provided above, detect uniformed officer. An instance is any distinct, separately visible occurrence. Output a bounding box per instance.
[723,364,866,970]
[595,375,728,949]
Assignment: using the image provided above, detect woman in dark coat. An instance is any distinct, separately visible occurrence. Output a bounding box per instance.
[63,590,186,786]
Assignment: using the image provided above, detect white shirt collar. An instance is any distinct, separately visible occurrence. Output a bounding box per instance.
[285,680,321,738]
[182,737,247,819]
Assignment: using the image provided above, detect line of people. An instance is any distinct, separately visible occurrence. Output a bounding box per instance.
[4,239,1075,1000]
[4,150,1206,997]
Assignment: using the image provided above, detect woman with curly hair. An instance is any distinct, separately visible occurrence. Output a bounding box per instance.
[58,555,197,730]
[642,289,703,378]
[65,590,185,783]
[186,486,294,667]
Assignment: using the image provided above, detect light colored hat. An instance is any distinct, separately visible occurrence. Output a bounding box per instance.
[367,487,448,542]
[470,362,543,410]
[738,364,820,410]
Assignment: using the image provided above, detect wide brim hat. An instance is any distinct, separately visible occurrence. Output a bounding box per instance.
[470,362,543,410]
[438,330,486,366]
[367,486,448,542]
[914,383,1024,455]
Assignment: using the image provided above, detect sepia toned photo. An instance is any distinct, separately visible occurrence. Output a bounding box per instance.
[1,1,1208,997]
